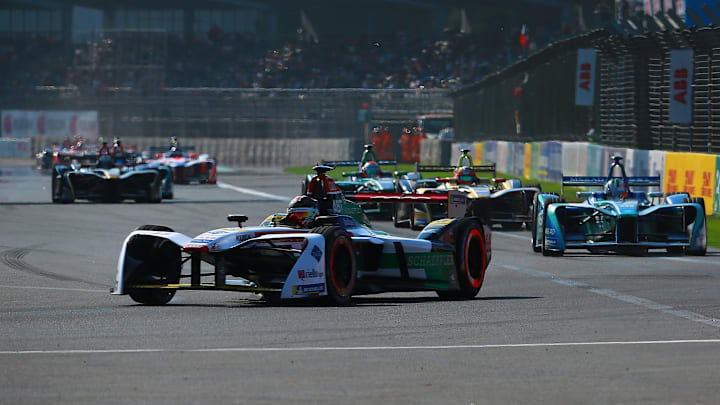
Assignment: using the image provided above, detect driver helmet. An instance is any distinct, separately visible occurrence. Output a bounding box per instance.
[361,161,380,178]
[605,178,627,199]
[282,195,319,228]
[455,166,476,185]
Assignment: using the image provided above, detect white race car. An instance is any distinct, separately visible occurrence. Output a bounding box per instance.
[113,166,492,306]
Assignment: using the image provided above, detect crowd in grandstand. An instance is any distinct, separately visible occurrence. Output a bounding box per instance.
[1,24,566,90]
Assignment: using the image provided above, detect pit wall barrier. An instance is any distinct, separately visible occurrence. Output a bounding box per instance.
[0,139,31,158]
[450,141,720,215]
[31,136,356,168]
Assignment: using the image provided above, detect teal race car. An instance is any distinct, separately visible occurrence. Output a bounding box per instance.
[531,155,707,256]
[302,144,398,218]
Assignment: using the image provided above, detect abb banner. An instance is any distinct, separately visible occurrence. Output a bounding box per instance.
[669,50,693,124]
[575,49,597,106]
[1,110,99,140]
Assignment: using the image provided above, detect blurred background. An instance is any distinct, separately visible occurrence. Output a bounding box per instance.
[2,0,720,156]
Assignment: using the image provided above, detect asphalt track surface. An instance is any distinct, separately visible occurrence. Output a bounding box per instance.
[1,163,720,404]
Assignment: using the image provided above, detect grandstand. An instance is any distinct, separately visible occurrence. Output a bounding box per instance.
[1,0,609,90]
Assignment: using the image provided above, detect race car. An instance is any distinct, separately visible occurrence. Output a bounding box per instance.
[36,137,98,170]
[51,138,168,203]
[531,155,707,256]
[301,144,397,217]
[393,148,540,230]
[144,137,217,184]
[113,165,492,306]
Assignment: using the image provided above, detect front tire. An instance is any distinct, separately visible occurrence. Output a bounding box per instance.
[686,197,707,256]
[530,195,541,252]
[541,196,563,256]
[436,218,487,299]
[312,226,356,306]
[126,228,180,305]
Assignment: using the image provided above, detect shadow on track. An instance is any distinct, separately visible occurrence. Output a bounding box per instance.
[139,295,543,309]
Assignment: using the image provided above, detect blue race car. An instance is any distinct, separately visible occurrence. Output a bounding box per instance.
[531,155,707,256]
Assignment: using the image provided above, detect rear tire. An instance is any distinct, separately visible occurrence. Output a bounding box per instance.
[435,218,487,299]
[525,183,542,192]
[129,289,175,305]
[392,181,409,228]
[409,204,424,230]
[311,226,356,306]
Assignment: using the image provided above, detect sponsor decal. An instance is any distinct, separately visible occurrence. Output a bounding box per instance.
[575,49,597,106]
[207,230,231,235]
[297,269,324,280]
[236,233,253,243]
[292,283,325,295]
[311,245,323,262]
[669,49,693,124]
[189,239,214,244]
[406,254,454,268]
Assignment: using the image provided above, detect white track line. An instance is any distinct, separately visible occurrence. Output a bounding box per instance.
[0,284,106,293]
[495,262,720,328]
[2,339,720,355]
[216,181,291,201]
[659,256,720,266]
[494,232,718,265]
[494,231,531,241]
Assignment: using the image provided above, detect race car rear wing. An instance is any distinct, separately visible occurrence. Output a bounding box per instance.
[415,163,496,177]
[149,146,196,155]
[344,192,448,204]
[561,176,661,196]
[323,160,397,168]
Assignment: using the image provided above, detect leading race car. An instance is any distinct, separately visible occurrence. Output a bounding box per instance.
[144,137,217,184]
[113,166,492,306]
[393,148,540,230]
[302,144,398,218]
[531,155,707,256]
[52,138,170,203]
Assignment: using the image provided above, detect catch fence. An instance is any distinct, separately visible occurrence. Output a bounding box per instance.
[0,87,452,140]
[453,26,720,154]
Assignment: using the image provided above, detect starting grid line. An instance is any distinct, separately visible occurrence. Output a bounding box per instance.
[2,339,720,355]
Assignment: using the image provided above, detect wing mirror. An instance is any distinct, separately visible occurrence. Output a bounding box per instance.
[648,192,663,198]
[576,191,593,198]
[227,214,248,227]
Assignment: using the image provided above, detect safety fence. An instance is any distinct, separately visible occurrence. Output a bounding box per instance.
[1,88,451,141]
[32,136,358,168]
[452,26,720,154]
[449,141,720,215]
[0,139,30,158]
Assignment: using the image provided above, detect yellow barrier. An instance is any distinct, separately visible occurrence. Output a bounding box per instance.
[664,152,716,209]
[523,143,532,179]
[474,142,483,165]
